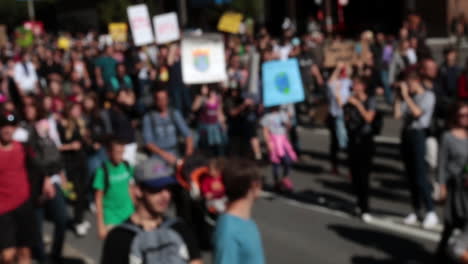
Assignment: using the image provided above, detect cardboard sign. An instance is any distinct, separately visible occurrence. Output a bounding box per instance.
[153,12,180,44]
[0,25,7,47]
[323,41,355,68]
[127,4,154,46]
[262,59,305,107]
[181,34,227,84]
[109,23,128,42]
[217,12,243,34]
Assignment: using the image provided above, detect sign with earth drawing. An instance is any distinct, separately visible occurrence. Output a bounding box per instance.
[181,34,227,85]
[262,58,305,107]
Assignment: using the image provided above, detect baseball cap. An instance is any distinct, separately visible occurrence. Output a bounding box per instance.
[0,112,18,127]
[134,158,177,190]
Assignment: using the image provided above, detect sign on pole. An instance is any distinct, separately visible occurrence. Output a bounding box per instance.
[127,4,154,46]
[153,12,180,44]
[262,59,305,107]
[181,34,227,85]
[109,23,128,42]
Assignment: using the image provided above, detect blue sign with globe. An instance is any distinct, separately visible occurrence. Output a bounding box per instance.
[262,59,304,107]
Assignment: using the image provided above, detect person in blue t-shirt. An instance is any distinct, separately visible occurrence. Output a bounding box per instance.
[213,158,265,264]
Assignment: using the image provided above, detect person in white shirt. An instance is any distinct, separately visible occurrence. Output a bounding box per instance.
[14,53,38,95]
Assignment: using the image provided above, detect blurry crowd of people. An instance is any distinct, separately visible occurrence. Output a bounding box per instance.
[0,10,467,264]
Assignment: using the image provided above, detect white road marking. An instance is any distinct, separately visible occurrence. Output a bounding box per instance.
[262,191,441,243]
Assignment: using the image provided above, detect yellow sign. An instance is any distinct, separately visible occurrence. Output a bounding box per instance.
[0,25,7,47]
[57,36,71,50]
[109,23,128,42]
[217,12,243,34]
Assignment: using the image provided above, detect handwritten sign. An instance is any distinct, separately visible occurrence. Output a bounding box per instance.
[323,41,355,68]
[109,23,128,42]
[153,12,180,44]
[127,4,154,46]
[217,12,243,34]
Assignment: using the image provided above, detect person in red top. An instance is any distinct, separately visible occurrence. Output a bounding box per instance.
[0,112,35,264]
[200,159,227,214]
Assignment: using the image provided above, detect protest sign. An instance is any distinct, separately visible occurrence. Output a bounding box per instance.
[323,41,355,68]
[217,12,243,34]
[248,50,260,94]
[153,12,180,44]
[0,25,7,47]
[109,23,128,42]
[262,59,305,107]
[15,27,34,48]
[57,36,71,50]
[181,34,227,84]
[127,4,154,46]
[24,21,44,36]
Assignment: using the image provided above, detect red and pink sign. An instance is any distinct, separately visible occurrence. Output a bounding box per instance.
[153,12,180,44]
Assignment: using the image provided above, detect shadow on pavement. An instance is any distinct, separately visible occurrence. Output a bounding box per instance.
[328,224,433,264]
[292,162,324,174]
[299,150,404,177]
[318,178,411,204]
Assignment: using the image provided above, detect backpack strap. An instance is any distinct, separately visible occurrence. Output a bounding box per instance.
[123,160,131,172]
[150,109,181,140]
[102,162,110,194]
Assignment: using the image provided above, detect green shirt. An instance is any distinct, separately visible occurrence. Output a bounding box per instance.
[93,162,135,225]
[94,56,117,84]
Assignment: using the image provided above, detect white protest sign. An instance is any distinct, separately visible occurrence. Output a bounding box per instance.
[181,34,227,85]
[127,4,154,46]
[153,12,180,44]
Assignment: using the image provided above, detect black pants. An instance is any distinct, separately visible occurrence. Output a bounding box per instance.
[64,155,88,224]
[435,223,457,262]
[401,129,434,215]
[327,115,339,169]
[348,136,374,213]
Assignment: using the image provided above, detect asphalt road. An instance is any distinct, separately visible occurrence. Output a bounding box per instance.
[45,113,440,264]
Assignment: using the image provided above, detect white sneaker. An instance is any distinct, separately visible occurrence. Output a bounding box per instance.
[422,211,439,229]
[403,213,419,225]
[361,213,373,223]
[74,221,90,237]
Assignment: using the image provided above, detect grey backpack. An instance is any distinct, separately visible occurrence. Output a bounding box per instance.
[120,219,190,264]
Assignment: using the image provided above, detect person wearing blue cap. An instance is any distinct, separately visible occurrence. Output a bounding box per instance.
[100,158,202,264]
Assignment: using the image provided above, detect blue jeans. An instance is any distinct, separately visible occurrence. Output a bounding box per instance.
[401,129,434,214]
[335,116,348,149]
[381,70,393,104]
[170,85,192,118]
[87,148,108,202]
[87,148,108,177]
[33,183,68,262]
